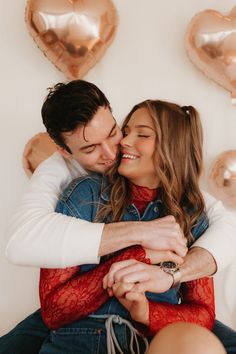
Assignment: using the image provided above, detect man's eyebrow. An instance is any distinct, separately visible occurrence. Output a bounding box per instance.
[80,143,97,151]
[80,122,117,151]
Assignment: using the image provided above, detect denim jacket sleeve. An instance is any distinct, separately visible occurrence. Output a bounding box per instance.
[56,174,103,222]
[191,213,209,242]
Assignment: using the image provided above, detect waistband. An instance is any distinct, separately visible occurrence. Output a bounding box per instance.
[89,314,149,354]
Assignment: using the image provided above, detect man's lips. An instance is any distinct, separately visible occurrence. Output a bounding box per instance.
[99,159,116,166]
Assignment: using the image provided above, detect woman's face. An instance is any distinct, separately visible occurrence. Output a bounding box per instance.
[118,107,159,188]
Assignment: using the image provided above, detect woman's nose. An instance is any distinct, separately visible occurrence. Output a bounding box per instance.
[120,135,132,147]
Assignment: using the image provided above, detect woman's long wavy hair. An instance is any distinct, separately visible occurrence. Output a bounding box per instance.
[97,100,205,245]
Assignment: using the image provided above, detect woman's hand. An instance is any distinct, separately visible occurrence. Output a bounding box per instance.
[144,248,184,265]
[111,282,149,326]
[103,260,173,294]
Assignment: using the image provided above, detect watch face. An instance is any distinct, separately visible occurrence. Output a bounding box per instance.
[160,261,178,271]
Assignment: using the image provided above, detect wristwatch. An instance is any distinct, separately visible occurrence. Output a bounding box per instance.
[160,261,181,289]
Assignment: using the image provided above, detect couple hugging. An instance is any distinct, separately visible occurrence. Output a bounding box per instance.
[2,80,236,354]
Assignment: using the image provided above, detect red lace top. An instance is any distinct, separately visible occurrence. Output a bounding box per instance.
[40,183,215,332]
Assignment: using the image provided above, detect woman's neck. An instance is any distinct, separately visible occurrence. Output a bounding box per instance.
[129,176,159,190]
[130,182,158,215]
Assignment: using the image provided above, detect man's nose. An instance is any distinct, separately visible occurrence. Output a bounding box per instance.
[101,143,117,160]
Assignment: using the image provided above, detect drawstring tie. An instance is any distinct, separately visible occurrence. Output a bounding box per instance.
[91,314,149,354]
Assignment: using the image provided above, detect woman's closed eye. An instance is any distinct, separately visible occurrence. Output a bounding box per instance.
[138,134,150,138]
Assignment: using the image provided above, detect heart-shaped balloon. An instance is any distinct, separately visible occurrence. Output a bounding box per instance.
[209,150,236,209]
[186,7,236,99]
[25,0,118,79]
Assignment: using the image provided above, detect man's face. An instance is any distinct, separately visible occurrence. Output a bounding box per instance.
[62,106,122,173]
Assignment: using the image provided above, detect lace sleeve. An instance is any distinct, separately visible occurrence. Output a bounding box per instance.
[40,245,150,329]
[148,277,215,334]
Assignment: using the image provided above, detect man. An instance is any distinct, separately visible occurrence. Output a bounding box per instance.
[2,80,236,353]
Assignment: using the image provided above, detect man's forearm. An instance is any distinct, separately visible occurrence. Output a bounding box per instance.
[99,221,141,257]
[202,191,236,272]
[99,217,187,258]
[179,246,217,283]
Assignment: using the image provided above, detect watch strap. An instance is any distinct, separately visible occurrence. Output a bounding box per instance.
[170,269,181,289]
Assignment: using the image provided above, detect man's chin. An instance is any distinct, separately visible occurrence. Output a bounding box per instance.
[94,164,114,174]
[100,166,110,174]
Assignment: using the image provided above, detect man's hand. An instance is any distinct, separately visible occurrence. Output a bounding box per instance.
[103,260,173,293]
[111,282,149,326]
[140,216,187,257]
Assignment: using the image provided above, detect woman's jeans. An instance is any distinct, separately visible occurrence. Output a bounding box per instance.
[0,310,235,354]
[38,315,148,354]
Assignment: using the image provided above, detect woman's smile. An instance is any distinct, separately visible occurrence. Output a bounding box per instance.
[121,151,140,162]
[118,107,159,188]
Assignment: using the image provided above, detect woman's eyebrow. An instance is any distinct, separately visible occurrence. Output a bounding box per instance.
[124,124,154,130]
[134,124,155,130]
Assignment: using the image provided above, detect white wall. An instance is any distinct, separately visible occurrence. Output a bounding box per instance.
[1,0,236,335]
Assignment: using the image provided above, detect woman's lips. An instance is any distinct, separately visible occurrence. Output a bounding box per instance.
[121,153,139,162]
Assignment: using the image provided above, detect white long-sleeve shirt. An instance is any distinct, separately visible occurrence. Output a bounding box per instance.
[5,152,236,270]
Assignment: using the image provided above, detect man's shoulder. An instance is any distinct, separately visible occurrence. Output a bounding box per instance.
[59,173,104,203]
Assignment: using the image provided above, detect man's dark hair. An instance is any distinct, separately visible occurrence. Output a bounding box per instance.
[41,80,111,153]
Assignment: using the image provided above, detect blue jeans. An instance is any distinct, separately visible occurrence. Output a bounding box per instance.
[213,320,236,354]
[38,315,148,354]
[0,310,235,354]
[0,310,48,354]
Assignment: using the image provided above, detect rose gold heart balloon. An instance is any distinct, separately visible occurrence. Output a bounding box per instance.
[186,7,236,100]
[209,150,236,209]
[25,0,118,79]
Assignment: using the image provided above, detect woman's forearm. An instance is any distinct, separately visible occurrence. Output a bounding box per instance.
[148,277,215,334]
[40,245,149,329]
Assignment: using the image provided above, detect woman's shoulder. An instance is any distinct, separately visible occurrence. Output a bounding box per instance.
[191,212,209,241]
[59,173,105,204]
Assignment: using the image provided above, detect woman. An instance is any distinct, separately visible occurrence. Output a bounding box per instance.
[39,100,218,354]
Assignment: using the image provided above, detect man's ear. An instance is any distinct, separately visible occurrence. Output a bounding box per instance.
[57,147,72,160]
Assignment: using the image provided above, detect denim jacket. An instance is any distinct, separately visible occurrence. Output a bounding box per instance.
[56,174,209,320]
